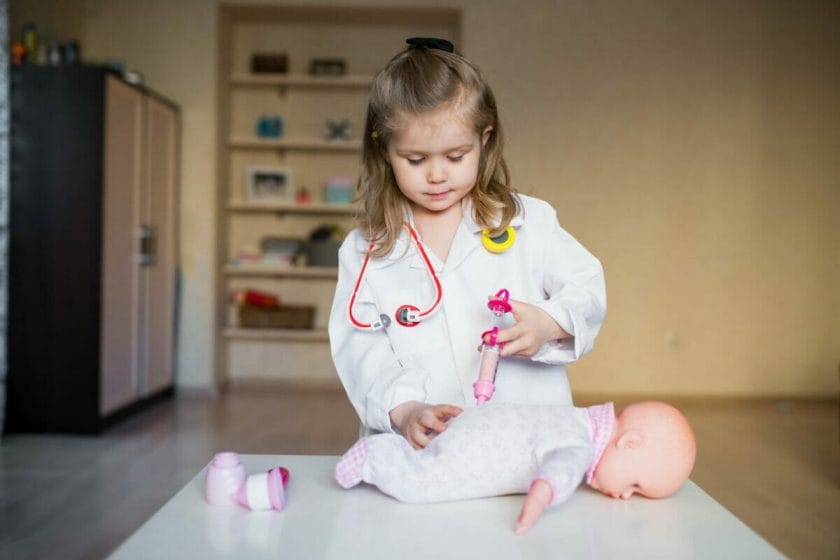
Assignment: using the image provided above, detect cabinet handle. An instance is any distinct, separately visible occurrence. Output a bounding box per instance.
[139,225,157,266]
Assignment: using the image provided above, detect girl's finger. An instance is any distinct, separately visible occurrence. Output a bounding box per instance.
[437,405,463,419]
[500,338,527,358]
[412,428,431,449]
[494,324,520,346]
[423,414,448,434]
[507,299,526,321]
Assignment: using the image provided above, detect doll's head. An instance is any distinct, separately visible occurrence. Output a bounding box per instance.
[358,39,516,257]
[589,401,696,500]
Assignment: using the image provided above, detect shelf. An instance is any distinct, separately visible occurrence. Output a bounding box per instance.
[230,73,372,88]
[217,4,460,385]
[228,136,362,152]
[228,201,357,215]
[224,327,329,342]
[225,264,338,278]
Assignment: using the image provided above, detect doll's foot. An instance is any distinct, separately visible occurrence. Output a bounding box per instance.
[335,439,368,488]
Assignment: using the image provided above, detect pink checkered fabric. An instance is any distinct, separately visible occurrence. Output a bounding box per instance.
[335,439,369,488]
[585,402,615,485]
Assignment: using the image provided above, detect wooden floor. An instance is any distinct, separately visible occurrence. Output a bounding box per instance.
[0,389,837,559]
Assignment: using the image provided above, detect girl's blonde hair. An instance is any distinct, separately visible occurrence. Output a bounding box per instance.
[358,44,518,257]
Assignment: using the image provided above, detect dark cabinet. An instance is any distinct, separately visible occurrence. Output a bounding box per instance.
[5,66,179,433]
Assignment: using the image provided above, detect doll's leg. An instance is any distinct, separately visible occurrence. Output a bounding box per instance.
[335,433,419,489]
[337,433,483,502]
[335,438,370,488]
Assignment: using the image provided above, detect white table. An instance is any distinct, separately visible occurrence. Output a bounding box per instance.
[110,454,785,559]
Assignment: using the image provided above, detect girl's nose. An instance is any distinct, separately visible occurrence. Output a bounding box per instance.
[427,162,446,184]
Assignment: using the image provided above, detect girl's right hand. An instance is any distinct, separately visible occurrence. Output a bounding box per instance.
[389,401,463,449]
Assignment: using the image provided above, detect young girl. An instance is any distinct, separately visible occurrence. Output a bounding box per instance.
[328,38,606,449]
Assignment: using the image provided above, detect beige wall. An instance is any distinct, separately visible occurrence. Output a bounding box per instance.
[12,0,839,396]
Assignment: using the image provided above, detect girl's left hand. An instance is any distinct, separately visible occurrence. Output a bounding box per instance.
[491,299,569,358]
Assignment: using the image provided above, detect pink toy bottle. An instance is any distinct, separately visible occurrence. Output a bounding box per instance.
[205,452,247,506]
[473,289,512,406]
[234,467,290,511]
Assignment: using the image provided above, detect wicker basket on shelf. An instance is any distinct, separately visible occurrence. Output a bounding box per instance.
[238,304,315,330]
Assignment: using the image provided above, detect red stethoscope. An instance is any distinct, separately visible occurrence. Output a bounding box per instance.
[348,223,443,330]
[347,222,516,331]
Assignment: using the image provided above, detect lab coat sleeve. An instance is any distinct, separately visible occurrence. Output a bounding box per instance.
[529,200,607,365]
[329,235,429,434]
[535,444,593,506]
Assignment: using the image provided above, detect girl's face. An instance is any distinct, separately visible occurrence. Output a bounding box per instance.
[386,105,490,219]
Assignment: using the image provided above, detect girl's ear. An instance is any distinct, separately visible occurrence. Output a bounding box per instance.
[616,430,644,450]
[481,125,493,146]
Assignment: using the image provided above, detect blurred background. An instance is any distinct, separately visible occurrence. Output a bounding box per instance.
[9,0,838,398]
[1,1,838,559]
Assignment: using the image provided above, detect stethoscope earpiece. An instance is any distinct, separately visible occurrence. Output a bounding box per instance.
[481,227,516,253]
[368,314,391,331]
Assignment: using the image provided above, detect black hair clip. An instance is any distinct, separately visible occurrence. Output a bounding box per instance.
[406,37,455,53]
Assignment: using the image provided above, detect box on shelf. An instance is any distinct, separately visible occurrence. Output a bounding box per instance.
[308,57,346,76]
[259,237,301,264]
[323,176,354,204]
[303,240,340,267]
[238,304,315,330]
[251,53,288,73]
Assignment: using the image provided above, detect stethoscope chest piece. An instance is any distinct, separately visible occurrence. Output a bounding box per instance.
[481,226,516,253]
[395,305,421,327]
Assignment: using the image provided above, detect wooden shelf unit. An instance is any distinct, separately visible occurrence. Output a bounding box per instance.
[229,73,373,88]
[224,328,330,342]
[227,201,357,215]
[227,136,362,151]
[216,4,460,386]
[225,264,338,279]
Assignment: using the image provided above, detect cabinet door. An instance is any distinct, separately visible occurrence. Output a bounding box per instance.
[100,76,144,415]
[143,96,178,394]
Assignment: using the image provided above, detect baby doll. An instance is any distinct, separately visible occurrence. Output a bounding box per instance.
[335,401,696,533]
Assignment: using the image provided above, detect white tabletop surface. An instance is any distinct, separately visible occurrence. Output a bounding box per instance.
[109,454,785,559]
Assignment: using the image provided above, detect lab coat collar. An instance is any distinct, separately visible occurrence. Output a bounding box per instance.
[409,196,525,272]
[359,216,414,270]
[462,194,525,232]
[364,195,524,271]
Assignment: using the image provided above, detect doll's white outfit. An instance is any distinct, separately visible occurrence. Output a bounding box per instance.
[335,402,615,506]
[329,194,606,436]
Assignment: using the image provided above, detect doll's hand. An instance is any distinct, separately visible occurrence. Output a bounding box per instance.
[515,479,553,534]
[389,401,462,449]
[493,299,570,358]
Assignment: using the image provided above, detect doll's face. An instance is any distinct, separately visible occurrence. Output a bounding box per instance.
[589,402,696,500]
[589,438,685,499]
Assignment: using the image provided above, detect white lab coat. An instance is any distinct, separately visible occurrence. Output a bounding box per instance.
[328,194,606,435]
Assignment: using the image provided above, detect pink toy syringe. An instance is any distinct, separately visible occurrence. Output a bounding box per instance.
[473,289,512,406]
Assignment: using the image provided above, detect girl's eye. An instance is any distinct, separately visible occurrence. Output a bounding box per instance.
[407,158,424,165]
[448,154,464,162]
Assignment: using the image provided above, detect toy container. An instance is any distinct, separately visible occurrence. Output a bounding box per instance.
[205,452,247,506]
